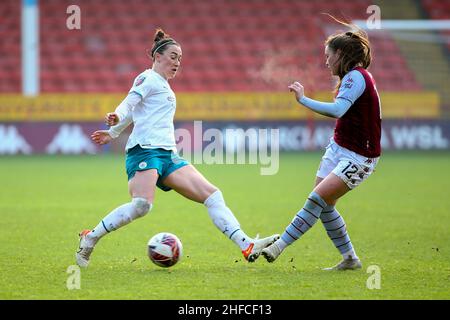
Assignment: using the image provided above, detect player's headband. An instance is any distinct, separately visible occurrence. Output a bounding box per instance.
[152,40,177,57]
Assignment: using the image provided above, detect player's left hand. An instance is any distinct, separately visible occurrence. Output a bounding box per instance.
[288,81,304,101]
[91,130,113,145]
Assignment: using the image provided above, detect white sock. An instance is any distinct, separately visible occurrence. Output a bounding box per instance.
[204,190,251,250]
[342,248,359,260]
[89,203,133,242]
[88,220,110,244]
[229,229,252,251]
[88,198,151,243]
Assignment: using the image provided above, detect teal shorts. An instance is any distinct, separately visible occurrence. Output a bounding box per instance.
[125,145,189,191]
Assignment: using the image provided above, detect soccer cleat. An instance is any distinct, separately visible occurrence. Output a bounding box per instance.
[76,229,95,268]
[323,258,362,271]
[243,234,280,262]
[261,242,283,263]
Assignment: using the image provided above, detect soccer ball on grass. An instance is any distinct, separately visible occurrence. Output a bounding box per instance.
[147,232,183,267]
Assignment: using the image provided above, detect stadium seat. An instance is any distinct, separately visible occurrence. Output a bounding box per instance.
[0,0,423,93]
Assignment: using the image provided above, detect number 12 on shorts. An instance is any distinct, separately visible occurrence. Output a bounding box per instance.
[341,161,358,179]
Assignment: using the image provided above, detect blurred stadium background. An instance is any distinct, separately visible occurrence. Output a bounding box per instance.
[0,0,449,155]
[1,0,450,302]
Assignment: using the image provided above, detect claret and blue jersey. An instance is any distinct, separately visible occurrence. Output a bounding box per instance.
[334,67,382,158]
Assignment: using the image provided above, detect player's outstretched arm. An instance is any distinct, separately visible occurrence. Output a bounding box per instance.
[99,91,141,139]
[113,92,142,123]
[288,81,352,118]
[91,107,134,145]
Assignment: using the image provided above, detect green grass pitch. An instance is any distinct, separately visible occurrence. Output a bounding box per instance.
[0,152,449,299]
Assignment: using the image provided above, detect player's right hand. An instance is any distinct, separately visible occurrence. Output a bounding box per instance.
[288,81,305,101]
[105,112,120,126]
[91,130,113,145]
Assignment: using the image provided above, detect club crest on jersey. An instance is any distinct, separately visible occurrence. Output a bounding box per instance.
[139,161,147,169]
[344,77,353,89]
[135,75,146,87]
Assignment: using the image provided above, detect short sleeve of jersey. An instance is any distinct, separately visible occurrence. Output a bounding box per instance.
[129,72,153,98]
[336,70,366,105]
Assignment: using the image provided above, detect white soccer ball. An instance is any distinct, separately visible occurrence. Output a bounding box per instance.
[147,232,183,268]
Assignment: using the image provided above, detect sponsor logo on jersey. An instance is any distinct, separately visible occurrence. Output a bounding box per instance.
[46,124,97,154]
[0,125,32,154]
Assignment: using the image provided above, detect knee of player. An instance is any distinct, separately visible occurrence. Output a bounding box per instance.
[131,197,152,218]
[308,191,329,208]
[204,188,225,207]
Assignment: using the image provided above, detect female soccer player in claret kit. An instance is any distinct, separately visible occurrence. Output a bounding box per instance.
[75,29,279,267]
[260,18,381,270]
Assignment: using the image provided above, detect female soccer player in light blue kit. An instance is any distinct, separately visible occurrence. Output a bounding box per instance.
[76,29,279,267]
[260,20,381,270]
